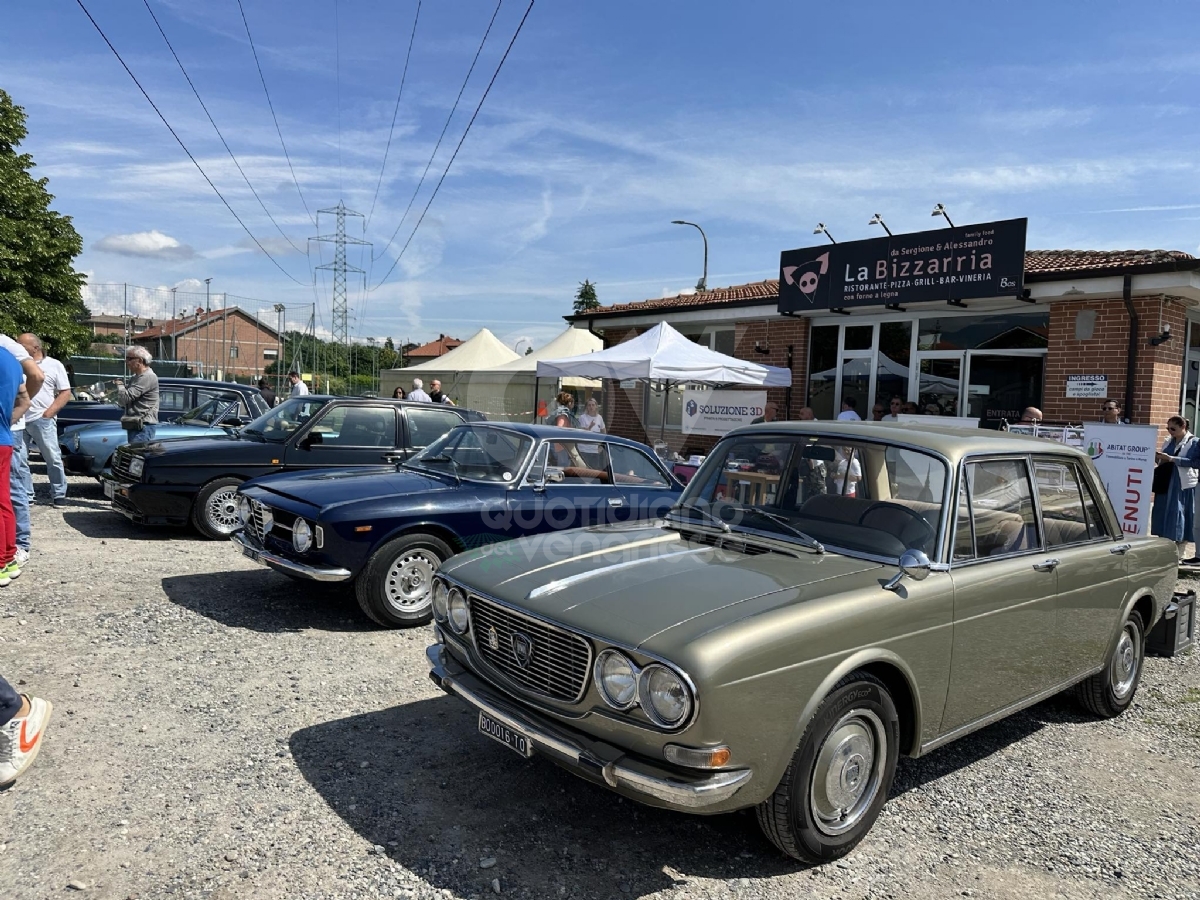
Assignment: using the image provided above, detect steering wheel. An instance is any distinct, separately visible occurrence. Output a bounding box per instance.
[859,503,936,550]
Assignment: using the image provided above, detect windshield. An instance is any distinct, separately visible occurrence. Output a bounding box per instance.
[242,397,328,443]
[406,425,534,483]
[674,434,948,560]
[179,397,238,426]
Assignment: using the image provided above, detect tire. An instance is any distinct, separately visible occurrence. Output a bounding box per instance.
[191,477,245,540]
[354,533,452,628]
[1076,610,1145,718]
[757,672,900,864]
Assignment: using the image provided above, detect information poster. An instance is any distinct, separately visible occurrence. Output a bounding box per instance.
[1081,423,1157,536]
[681,389,767,436]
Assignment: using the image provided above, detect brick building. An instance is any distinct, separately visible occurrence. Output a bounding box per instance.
[567,249,1200,454]
[133,306,281,381]
[405,334,463,367]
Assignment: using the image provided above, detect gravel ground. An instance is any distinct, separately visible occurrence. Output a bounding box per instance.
[2,466,1199,900]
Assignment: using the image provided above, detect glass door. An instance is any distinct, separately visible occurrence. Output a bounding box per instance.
[914,352,964,417]
[964,353,1045,428]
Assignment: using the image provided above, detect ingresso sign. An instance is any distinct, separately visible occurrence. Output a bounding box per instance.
[778,218,1027,313]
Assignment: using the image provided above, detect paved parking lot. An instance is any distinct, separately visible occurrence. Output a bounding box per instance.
[2,468,1199,900]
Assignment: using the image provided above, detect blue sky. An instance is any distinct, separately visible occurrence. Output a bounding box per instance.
[4,1,1200,349]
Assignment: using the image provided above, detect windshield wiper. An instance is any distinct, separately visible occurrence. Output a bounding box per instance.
[739,508,825,553]
[667,501,730,533]
[420,454,462,485]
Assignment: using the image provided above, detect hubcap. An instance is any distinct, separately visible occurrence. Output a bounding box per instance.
[382,549,440,613]
[1109,621,1140,699]
[809,708,887,837]
[205,488,241,534]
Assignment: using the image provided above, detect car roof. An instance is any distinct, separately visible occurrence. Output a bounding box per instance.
[724,420,1098,464]
[469,421,657,451]
[159,378,259,389]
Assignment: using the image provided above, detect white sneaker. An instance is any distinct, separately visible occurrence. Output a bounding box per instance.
[13,548,29,565]
[0,695,53,786]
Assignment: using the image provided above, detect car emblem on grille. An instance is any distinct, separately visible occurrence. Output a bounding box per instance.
[511,632,534,668]
[486,625,500,651]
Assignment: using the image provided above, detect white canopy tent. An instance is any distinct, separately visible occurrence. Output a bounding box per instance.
[380,328,519,400]
[536,321,791,439]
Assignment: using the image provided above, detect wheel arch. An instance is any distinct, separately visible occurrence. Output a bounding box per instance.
[371,520,467,558]
[790,650,923,759]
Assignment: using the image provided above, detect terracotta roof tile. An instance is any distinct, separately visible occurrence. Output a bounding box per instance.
[407,335,463,357]
[134,307,276,340]
[579,249,1198,319]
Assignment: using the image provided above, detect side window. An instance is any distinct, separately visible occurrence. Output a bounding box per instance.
[406,408,464,450]
[1076,465,1113,540]
[160,388,188,412]
[313,406,396,447]
[196,389,247,419]
[547,440,610,485]
[608,444,669,487]
[1034,458,1092,547]
[965,458,1039,557]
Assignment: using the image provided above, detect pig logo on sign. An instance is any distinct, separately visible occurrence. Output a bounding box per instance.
[782,251,830,303]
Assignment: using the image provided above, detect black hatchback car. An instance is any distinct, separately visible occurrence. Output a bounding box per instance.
[57,377,270,435]
[103,396,481,539]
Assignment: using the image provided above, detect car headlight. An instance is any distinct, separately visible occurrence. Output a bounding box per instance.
[639,664,693,727]
[292,518,313,553]
[447,587,469,634]
[128,457,144,478]
[432,579,449,622]
[595,649,639,710]
[238,496,252,526]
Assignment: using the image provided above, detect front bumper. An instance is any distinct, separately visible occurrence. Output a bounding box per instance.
[231,531,353,583]
[105,479,193,526]
[426,642,751,811]
[63,452,98,476]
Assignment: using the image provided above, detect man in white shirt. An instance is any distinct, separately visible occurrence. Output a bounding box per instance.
[406,378,432,403]
[287,371,309,397]
[18,334,70,506]
[836,397,862,421]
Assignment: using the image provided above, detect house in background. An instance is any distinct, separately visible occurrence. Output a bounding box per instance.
[133,306,280,380]
[403,334,462,367]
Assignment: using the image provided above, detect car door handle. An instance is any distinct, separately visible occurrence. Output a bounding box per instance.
[1032,558,1059,572]
[1109,543,1132,555]
[607,497,625,507]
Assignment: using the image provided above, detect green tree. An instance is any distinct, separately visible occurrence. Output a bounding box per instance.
[573,279,600,315]
[0,89,88,355]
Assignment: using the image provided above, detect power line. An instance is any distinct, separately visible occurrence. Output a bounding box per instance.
[236,0,316,227]
[371,0,534,291]
[73,0,311,287]
[372,0,503,262]
[141,0,307,256]
[366,0,423,228]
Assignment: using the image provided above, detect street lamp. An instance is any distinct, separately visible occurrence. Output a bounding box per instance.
[813,223,837,244]
[671,220,708,291]
[931,203,955,228]
[272,303,286,395]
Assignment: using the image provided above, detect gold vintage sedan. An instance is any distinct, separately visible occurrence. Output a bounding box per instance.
[426,422,1177,863]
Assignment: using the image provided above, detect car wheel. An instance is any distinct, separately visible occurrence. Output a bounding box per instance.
[355,534,452,628]
[1076,609,1144,718]
[191,477,244,540]
[757,672,899,864]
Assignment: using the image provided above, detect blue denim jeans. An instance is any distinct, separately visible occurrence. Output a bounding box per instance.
[24,416,67,500]
[126,424,157,445]
[9,434,31,551]
[0,675,21,726]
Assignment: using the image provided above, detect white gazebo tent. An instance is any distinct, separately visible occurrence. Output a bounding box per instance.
[380,328,519,400]
[536,321,791,439]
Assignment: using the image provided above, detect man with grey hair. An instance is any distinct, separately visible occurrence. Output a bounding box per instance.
[115,346,159,444]
[407,377,431,403]
[18,334,71,507]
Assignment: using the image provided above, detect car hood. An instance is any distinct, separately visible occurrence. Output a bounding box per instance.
[70,421,219,439]
[247,467,455,510]
[441,523,886,650]
[133,433,245,460]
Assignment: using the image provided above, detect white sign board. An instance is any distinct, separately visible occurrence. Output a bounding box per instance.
[1082,423,1156,536]
[1066,374,1109,398]
[681,389,767,436]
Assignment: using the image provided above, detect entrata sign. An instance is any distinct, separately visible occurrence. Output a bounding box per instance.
[779,218,1027,313]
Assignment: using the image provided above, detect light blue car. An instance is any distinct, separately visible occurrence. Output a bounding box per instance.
[60,397,248,479]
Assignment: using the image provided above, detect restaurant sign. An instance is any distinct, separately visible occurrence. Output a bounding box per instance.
[779,218,1027,313]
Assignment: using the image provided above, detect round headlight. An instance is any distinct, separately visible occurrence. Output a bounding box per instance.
[292,518,313,553]
[432,579,449,622]
[447,588,469,634]
[639,665,693,727]
[595,649,639,710]
[238,496,252,526]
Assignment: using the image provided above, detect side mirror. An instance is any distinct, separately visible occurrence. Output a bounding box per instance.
[883,549,932,592]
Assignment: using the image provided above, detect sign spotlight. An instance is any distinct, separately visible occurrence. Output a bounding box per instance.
[813,223,837,244]
[931,203,955,228]
[868,213,892,236]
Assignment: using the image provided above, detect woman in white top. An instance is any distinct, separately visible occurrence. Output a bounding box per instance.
[577,397,606,461]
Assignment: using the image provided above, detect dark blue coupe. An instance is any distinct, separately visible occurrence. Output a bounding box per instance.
[231,422,683,627]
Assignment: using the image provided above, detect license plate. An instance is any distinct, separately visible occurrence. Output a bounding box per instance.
[241,544,262,563]
[478,711,532,758]
[103,481,115,499]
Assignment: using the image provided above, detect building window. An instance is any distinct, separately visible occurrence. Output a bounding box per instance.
[263,348,279,359]
[229,346,239,358]
[917,313,1048,351]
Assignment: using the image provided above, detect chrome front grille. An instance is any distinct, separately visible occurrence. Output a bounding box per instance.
[111,448,135,482]
[245,498,292,543]
[469,595,592,703]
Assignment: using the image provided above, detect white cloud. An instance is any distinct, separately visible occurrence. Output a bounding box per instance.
[93,230,195,260]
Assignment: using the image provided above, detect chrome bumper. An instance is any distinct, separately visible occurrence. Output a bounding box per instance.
[230,531,352,583]
[426,642,751,810]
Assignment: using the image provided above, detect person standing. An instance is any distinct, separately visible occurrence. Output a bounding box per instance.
[577,397,606,462]
[881,396,903,421]
[0,344,23,585]
[287,371,309,397]
[1151,416,1197,560]
[1102,400,1124,424]
[798,407,816,421]
[837,397,862,421]
[116,347,159,444]
[9,374,31,563]
[17,334,70,507]
[407,378,431,403]
[428,379,455,405]
[257,378,276,408]
[751,400,779,425]
[391,386,406,400]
